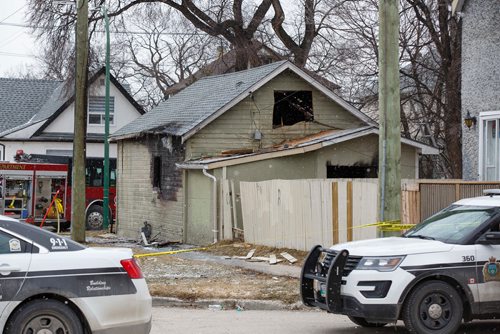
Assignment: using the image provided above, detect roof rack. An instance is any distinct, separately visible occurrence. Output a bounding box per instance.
[484,189,500,197]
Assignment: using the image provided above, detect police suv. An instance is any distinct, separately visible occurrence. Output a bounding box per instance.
[0,215,152,334]
[301,190,500,333]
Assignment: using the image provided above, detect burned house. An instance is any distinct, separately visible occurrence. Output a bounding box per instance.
[111,61,438,244]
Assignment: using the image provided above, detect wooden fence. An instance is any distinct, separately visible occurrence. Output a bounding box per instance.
[239,179,500,251]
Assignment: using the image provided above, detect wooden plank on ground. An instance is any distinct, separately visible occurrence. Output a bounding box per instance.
[280,252,297,263]
[245,249,256,259]
[269,254,277,265]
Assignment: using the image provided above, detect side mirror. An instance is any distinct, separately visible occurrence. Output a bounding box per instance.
[477,231,500,245]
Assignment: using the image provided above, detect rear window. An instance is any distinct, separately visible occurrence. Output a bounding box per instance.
[0,219,85,252]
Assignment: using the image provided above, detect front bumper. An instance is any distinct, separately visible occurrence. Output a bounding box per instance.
[300,245,413,322]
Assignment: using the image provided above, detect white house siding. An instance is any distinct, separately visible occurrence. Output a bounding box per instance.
[115,140,184,241]
[461,0,500,180]
[185,70,366,159]
[44,75,139,135]
[2,142,117,162]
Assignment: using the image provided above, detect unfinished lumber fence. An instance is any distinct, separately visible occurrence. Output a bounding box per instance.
[239,179,500,251]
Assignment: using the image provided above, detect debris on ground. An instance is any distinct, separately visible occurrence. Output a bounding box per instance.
[82,233,304,304]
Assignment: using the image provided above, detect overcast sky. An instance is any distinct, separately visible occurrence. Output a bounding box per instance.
[0,0,38,76]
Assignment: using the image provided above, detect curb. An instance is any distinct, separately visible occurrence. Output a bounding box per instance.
[152,297,306,311]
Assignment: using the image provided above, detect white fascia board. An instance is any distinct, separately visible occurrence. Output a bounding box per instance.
[368,128,439,155]
[319,127,377,147]
[178,144,322,170]
[2,121,46,139]
[180,62,376,143]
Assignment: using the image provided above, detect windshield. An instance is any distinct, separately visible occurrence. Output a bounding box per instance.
[404,205,498,244]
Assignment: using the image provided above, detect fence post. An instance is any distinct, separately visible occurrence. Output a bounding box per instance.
[347,181,353,242]
[332,182,339,245]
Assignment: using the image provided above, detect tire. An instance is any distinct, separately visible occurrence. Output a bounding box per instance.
[5,299,84,334]
[86,205,104,230]
[348,316,387,327]
[403,280,463,334]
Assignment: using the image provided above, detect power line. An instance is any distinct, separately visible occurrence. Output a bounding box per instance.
[0,21,202,36]
[0,5,26,24]
[0,51,35,58]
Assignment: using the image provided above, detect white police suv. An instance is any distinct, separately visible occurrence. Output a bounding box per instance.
[301,190,500,333]
[0,215,151,334]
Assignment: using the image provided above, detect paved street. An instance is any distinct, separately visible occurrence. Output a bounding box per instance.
[151,307,500,333]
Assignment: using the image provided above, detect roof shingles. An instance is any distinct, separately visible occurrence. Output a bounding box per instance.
[0,78,61,133]
[112,61,287,139]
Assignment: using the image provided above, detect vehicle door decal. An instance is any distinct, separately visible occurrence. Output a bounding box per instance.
[483,256,500,282]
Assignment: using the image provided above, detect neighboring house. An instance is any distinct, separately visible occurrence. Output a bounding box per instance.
[164,42,340,98]
[111,60,438,245]
[0,68,144,162]
[455,0,500,180]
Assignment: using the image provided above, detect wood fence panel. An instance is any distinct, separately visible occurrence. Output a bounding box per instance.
[419,184,456,221]
[240,179,500,250]
[337,181,348,244]
[352,180,378,240]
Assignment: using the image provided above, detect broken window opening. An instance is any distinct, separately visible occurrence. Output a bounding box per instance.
[273,91,313,128]
[153,156,162,189]
[327,165,378,178]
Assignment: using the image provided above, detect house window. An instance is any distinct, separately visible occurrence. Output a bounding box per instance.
[152,156,162,189]
[273,91,313,128]
[88,96,115,125]
[479,111,500,180]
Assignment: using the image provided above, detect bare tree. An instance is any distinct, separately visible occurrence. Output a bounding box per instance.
[319,0,461,178]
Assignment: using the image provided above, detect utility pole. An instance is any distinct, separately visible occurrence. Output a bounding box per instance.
[378,0,401,236]
[72,0,88,242]
[103,4,110,230]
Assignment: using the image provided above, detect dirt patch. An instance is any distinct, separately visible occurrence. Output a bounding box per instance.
[81,234,303,304]
[140,255,299,304]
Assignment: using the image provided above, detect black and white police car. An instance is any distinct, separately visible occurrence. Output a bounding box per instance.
[0,214,151,334]
[301,190,500,333]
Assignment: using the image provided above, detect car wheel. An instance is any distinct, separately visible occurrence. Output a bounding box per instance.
[86,205,104,230]
[348,316,387,327]
[403,280,463,334]
[5,299,84,334]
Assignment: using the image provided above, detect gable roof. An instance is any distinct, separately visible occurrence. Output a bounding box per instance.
[0,78,61,134]
[111,60,376,142]
[165,42,340,96]
[0,68,145,138]
[177,126,440,170]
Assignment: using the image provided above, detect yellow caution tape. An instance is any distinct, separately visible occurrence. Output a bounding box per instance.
[350,220,416,232]
[133,246,209,258]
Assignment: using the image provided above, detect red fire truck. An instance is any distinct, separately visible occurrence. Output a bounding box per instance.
[0,159,116,230]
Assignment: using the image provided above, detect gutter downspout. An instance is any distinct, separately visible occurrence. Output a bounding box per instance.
[203,168,218,243]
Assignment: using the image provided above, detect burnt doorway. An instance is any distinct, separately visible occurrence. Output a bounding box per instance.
[326,165,378,178]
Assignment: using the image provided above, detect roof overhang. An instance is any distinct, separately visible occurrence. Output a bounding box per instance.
[177,126,439,170]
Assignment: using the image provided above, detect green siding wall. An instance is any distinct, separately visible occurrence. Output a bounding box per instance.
[185,170,213,245]
[186,70,366,159]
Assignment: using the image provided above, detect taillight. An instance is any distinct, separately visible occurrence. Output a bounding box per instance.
[120,258,144,279]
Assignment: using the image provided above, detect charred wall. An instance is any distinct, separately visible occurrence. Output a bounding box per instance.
[145,134,185,201]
